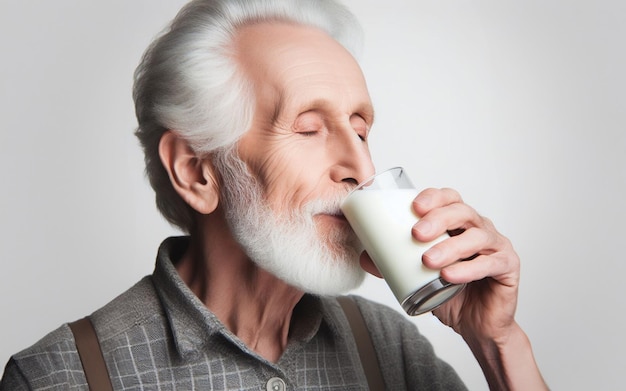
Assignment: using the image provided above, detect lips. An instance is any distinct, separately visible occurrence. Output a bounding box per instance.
[305,194,351,224]
[316,212,349,224]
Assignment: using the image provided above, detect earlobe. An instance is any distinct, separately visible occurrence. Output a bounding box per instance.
[158,131,219,214]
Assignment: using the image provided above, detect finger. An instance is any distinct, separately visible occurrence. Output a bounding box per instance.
[422,227,500,269]
[412,188,463,217]
[440,251,520,286]
[359,251,383,278]
[413,202,482,242]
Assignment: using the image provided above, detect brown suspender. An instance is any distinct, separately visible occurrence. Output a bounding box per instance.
[69,297,384,391]
[68,317,113,391]
[337,296,386,391]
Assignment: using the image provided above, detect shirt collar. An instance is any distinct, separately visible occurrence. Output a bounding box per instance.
[152,236,332,361]
[152,236,226,360]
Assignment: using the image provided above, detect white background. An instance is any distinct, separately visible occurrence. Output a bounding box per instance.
[1,1,624,389]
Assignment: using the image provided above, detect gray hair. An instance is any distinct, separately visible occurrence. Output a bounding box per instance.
[133,0,363,232]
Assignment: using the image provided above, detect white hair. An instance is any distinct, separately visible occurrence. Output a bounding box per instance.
[133,0,363,231]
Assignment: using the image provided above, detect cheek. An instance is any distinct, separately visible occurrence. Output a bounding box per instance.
[255,140,325,209]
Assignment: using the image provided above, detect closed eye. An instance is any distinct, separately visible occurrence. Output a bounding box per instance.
[350,114,369,142]
[294,111,324,137]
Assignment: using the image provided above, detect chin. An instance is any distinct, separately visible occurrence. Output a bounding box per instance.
[293,247,366,296]
[297,267,366,297]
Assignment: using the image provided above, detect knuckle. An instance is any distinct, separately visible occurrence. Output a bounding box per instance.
[442,187,462,202]
[419,187,438,197]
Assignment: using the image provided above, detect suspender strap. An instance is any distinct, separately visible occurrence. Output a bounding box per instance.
[337,296,385,391]
[68,317,114,391]
[68,302,381,390]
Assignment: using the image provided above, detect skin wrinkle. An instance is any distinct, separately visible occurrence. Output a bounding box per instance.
[241,109,371,212]
[152,11,548,388]
[171,21,375,362]
[255,145,340,212]
[232,20,375,262]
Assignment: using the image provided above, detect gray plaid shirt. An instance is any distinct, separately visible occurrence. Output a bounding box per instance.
[1,237,466,390]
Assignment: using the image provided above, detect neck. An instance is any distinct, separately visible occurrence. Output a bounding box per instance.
[175,212,304,362]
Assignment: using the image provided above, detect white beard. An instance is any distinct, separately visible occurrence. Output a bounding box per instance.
[213,148,365,295]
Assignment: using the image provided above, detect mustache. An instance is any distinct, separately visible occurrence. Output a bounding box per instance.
[304,191,351,217]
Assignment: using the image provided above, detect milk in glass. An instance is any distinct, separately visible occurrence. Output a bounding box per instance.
[341,167,464,315]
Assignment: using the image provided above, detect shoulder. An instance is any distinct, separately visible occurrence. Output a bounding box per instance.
[343,295,467,390]
[320,294,416,340]
[346,295,440,361]
[2,323,85,389]
[348,295,419,339]
[331,295,423,360]
[90,276,162,340]
[1,276,160,390]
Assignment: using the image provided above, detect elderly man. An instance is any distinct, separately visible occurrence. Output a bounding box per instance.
[1,0,547,390]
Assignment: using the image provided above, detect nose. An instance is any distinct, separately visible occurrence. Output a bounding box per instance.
[329,130,375,187]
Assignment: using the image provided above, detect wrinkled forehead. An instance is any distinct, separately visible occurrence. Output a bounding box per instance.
[234,22,367,91]
[232,21,371,123]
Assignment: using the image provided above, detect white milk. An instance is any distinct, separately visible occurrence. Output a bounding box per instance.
[341,188,447,303]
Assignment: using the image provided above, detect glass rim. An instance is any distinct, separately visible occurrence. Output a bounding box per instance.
[346,166,405,196]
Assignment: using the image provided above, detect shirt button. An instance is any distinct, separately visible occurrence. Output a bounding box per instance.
[266,377,286,391]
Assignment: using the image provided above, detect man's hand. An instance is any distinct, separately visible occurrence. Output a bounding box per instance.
[359,187,548,390]
[411,187,519,344]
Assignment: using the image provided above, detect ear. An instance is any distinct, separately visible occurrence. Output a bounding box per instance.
[158,131,219,214]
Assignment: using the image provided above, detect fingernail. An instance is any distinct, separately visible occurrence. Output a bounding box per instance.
[414,195,431,210]
[415,220,432,236]
[424,248,441,263]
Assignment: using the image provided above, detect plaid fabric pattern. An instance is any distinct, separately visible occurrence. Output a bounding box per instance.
[1,237,466,390]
